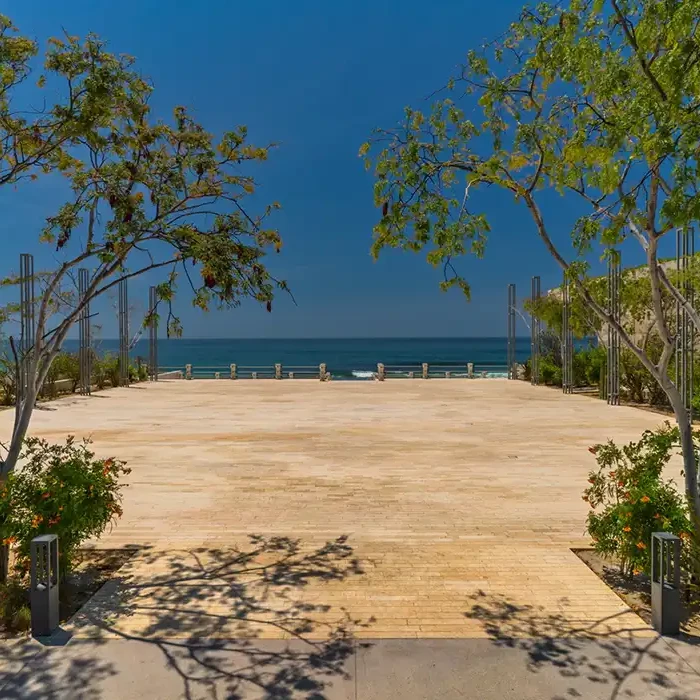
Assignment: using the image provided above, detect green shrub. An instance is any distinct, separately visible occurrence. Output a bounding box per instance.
[0,358,16,406]
[137,363,148,382]
[584,423,692,577]
[0,577,28,631]
[93,354,120,388]
[539,356,562,386]
[0,436,130,577]
[45,352,80,395]
[620,339,668,407]
[11,605,31,632]
[92,356,108,389]
[104,354,121,387]
[576,345,606,387]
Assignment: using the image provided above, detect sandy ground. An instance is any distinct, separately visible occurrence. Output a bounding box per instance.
[0,379,682,640]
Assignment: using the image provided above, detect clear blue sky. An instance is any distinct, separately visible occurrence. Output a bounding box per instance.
[0,0,650,338]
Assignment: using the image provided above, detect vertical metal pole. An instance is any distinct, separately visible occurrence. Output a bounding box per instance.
[607,257,612,403]
[683,228,689,416]
[536,276,541,385]
[531,276,540,385]
[148,286,159,381]
[689,228,695,419]
[531,277,535,385]
[78,268,91,395]
[676,227,695,420]
[562,272,566,392]
[614,257,622,406]
[507,284,516,380]
[19,253,36,404]
[118,278,129,387]
[676,228,682,392]
[607,252,621,406]
[562,271,573,394]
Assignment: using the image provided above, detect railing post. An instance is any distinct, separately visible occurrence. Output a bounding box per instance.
[320,363,327,381]
[467,362,474,379]
[445,371,451,379]
[422,362,429,380]
[185,364,192,380]
[288,371,295,379]
[408,371,414,379]
[377,363,385,381]
[214,372,220,380]
[30,535,59,637]
[252,371,258,379]
[230,363,237,380]
[275,363,282,380]
[651,532,682,636]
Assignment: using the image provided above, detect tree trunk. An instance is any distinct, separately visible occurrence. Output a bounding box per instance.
[2,394,35,480]
[0,386,38,583]
[665,385,700,542]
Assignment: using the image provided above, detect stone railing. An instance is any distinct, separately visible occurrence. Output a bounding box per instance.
[161,362,509,381]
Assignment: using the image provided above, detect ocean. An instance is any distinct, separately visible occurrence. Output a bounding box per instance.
[62,337,533,380]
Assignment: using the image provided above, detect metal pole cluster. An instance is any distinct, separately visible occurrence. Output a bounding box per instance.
[507,284,517,379]
[562,272,574,394]
[148,286,159,381]
[78,268,91,395]
[607,252,621,406]
[675,227,695,419]
[19,253,35,404]
[118,278,129,387]
[530,276,541,385]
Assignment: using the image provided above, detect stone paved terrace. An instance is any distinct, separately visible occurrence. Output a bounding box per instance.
[0,379,682,642]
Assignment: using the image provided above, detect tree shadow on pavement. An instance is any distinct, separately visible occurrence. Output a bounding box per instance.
[0,636,116,699]
[464,589,700,700]
[69,534,370,699]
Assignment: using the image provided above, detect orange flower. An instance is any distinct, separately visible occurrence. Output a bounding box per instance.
[623,526,631,532]
[2,536,16,546]
[31,515,43,528]
[617,480,625,487]
[48,516,60,526]
[636,541,647,550]
[654,513,662,519]
[640,495,650,503]
[588,446,598,454]
[626,512,632,518]
[608,471,616,478]
[633,569,641,575]
[582,495,589,502]
[104,458,114,468]
[41,492,51,499]
[679,532,691,542]
[588,477,595,484]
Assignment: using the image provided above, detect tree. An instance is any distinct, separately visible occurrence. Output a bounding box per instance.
[363,0,700,532]
[0,17,286,482]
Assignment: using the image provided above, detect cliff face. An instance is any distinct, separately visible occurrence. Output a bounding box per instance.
[544,259,685,348]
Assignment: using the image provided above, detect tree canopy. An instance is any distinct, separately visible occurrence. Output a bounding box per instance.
[363,0,700,524]
[0,15,286,478]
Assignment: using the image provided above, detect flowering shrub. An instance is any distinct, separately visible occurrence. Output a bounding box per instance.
[584,422,691,577]
[0,436,130,577]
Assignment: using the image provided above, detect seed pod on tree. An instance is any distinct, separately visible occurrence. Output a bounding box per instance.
[203,273,216,289]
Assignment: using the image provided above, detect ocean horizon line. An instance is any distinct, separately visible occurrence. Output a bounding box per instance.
[87,336,531,342]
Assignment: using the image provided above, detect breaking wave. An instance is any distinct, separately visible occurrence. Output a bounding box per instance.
[351,370,376,379]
